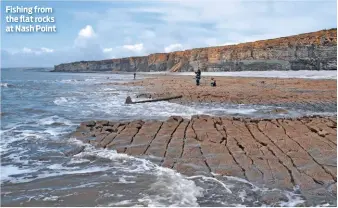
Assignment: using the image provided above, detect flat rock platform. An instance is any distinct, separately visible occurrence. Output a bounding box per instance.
[70,115,337,203]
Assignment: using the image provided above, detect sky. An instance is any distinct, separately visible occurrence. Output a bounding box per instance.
[1,0,337,68]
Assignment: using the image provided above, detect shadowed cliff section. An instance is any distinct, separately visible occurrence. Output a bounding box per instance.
[53,28,337,72]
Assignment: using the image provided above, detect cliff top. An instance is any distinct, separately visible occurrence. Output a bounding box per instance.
[58,28,337,65]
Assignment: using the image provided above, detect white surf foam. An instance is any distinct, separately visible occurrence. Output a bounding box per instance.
[38,115,74,126]
[59,79,83,83]
[187,175,232,194]
[1,82,9,87]
[42,196,59,201]
[238,190,246,202]
[67,158,91,165]
[117,177,136,184]
[73,142,305,206]
[279,188,306,207]
[0,128,45,154]
[69,135,310,206]
[53,97,68,105]
[222,108,257,115]
[53,97,79,106]
[1,164,110,184]
[0,165,34,183]
[219,174,305,206]
[108,200,135,206]
[75,144,204,207]
[144,166,204,207]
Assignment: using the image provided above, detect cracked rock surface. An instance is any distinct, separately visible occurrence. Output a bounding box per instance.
[71,115,337,203]
[117,75,337,106]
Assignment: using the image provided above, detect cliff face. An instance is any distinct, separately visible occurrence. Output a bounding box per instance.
[53,29,337,72]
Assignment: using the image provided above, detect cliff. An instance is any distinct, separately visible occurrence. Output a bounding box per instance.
[53,28,337,72]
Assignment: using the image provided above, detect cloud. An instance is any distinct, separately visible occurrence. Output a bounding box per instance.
[2,25,106,67]
[86,0,336,57]
[74,25,98,48]
[102,48,116,58]
[222,42,239,46]
[122,43,144,52]
[78,25,96,38]
[13,47,55,55]
[41,47,54,53]
[102,44,145,59]
[22,47,33,53]
[164,43,183,52]
[103,48,113,53]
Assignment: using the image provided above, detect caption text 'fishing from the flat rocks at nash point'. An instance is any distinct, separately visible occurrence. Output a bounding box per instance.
[5,6,56,33]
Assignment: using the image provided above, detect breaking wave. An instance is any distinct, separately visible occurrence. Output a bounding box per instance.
[1,83,14,88]
[66,141,306,207]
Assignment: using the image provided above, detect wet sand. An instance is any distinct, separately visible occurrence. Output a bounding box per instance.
[71,115,337,204]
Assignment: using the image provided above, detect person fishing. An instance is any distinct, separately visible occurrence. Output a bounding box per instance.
[133,72,136,80]
[210,77,216,87]
[195,69,201,86]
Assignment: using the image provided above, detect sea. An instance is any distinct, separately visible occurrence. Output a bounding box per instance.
[1,68,336,206]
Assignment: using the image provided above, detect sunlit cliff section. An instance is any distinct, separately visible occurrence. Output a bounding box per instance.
[53,28,337,72]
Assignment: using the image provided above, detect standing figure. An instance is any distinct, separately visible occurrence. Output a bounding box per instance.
[133,72,136,80]
[195,69,201,86]
[210,78,216,87]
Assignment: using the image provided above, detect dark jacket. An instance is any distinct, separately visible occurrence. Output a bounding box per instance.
[195,70,201,79]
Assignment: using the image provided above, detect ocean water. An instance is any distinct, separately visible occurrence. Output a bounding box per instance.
[0,68,335,206]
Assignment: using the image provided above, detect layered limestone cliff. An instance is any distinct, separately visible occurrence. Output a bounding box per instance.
[53,29,337,72]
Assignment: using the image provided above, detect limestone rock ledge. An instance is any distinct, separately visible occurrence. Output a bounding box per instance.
[69,115,337,204]
[53,29,337,72]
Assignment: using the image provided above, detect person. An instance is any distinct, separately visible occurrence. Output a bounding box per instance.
[133,72,136,80]
[210,78,216,87]
[195,69,201,86]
